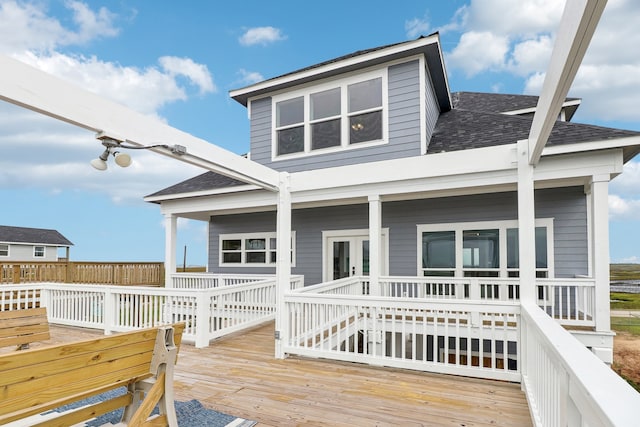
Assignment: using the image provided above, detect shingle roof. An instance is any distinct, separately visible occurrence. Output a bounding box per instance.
[428,107,640,154]
[0,225,73,246]
[452,91,580,120]
[146,171,246,198]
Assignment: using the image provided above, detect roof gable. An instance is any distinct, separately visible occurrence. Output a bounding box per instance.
[0,225,73,246]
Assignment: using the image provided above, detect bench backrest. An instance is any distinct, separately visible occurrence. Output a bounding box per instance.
[0,323,185,425]
[0,307,50,349]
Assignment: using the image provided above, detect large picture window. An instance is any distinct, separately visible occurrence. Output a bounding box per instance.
[418,219,554,278]
[273,71,386,159]
[219,232,296,267]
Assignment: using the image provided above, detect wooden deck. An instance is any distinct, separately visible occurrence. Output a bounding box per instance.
[29,323,532,426]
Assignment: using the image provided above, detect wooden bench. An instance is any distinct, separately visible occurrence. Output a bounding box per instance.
[0,323,185,426]
[0,307,50,350]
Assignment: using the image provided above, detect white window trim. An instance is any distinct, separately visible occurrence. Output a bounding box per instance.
[0,243,9,257]
[219,231,296,268]
[271,68,389,161]
[416,219,555,278]
[33,245,46,258]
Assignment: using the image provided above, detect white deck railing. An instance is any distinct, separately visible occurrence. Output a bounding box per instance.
[171,273,304,290]
[521,302,640,426]
[378,276,595,327]
[0,275,300,347]
[286,278,520,382]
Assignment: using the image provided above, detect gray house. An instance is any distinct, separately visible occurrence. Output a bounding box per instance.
[0,225,73,262]
[146,34,640,364]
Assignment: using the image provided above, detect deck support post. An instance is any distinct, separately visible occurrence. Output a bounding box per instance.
[275,172,292,359]
[589,174,611,332]
[517,139,537,303]
[164,214,177,288]
[368,195,382,295]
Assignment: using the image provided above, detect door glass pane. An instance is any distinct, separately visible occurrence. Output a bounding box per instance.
[333,241,350,280]
[311,88,340,120]
[422,231,455,268]
[362,240,370,276]
[463,229,499,268]
[348,78,382,112]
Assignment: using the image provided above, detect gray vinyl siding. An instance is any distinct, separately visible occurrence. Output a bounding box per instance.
[208,187,588,283]
[249,59,429,172]
[1,244,58,262]
[384,187,588,278]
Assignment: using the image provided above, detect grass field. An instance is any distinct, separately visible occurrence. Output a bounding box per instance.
[611,263,640,281]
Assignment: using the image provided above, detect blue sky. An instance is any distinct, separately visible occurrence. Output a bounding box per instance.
[1,0,639,266]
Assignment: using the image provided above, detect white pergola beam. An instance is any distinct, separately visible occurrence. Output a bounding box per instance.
[528,0,607,165]
[0,54,280,191]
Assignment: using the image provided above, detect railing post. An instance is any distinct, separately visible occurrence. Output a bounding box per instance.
[103,287,115,335]
[13,265,20,284]
[194,290,210,348]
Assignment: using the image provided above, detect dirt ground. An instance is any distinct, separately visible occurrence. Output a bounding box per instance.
[613,332,640,386]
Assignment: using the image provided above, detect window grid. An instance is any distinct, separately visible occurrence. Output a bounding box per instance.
[219,232,295,267]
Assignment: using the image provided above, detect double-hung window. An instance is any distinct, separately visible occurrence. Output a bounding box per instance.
[33,246,45,258]
[0,244,8,257]
[220,232,296,267]
[274,71,386,159]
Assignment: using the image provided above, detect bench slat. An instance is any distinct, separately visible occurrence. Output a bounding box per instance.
[29,390,133,427]
[0,308,50,348]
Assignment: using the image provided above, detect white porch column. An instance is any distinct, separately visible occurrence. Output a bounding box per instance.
[368,195,382,296]
[275,172,292,359]
[590,174,611,332]
[164,214,177,288]
[517,139,536,302]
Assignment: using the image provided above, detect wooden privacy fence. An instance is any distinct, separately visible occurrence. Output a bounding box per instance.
[0,261,164,286]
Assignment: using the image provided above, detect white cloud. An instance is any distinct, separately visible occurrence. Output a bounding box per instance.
[609,194,640,221]
[447,31,509,77]
[239,26,286,46]
[64,0,119,44]
[405,16,430,39]
[0,0,119,54]
[159,56,216,95]
[236,69,264,86]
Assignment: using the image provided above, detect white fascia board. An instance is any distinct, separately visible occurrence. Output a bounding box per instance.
[289,144,518,193]
[159,190,277,217]
[0,54,280,191]
[541,135,640,157]
[143,184,260,203]
[229,34,440,101]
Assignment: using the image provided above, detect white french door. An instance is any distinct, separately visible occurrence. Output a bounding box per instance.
[323,229,388,281]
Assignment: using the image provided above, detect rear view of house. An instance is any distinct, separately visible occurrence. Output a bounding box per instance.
[146,33,640,366]
[0,225,73,262]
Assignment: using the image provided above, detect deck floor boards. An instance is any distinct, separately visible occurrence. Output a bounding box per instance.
[34,323,532,426]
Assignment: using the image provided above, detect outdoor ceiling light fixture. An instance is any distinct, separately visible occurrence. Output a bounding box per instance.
[91,135,187,171]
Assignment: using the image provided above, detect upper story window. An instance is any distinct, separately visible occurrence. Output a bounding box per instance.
[0,244,8,257]
[33,246,45,258]
[273,71,386,160]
